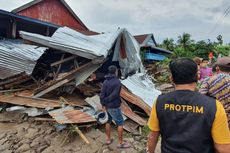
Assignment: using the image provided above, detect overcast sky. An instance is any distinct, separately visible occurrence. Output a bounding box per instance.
[1,0,230,43]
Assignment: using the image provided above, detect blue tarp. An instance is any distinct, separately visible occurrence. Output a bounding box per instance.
[145,52,166,61]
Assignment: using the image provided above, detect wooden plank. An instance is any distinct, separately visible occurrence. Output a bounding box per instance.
[0,88,24,93]
[120,87,151,116]
[121,99,147,126]
[0,95,61,108]
[46,27,50,36]
[123,119,139,133]
[75,126,90,144]
[4,77,31,89]
[51,55,76,67]
[12,20,17,38]
[33,62,92,98]
[0,73,27,86]
[54,54,65,78]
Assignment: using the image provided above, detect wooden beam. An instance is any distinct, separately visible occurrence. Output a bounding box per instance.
[0,95,61,108]
[123,119,139,133]
[120,87,151,116]
[12,20,17,38]
[0,73,27,86]
[0,88,24,93]
[54,54,65,78]
[75,126,90,144]
[121,99,147,126]
[33,62,92,98]
[51,56,76,67]
[46,27,50,36]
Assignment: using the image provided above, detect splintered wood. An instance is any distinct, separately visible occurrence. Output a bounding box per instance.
[33,61,92,98]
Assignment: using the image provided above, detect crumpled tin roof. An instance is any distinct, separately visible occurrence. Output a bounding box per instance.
[20,27,144,76]
[0,40,47,79]
[121,73,161,107]
[48,106,96,124]
[20,27,123,59]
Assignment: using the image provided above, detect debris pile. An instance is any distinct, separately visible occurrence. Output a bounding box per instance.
[0,26,162,142]
[145,62,174,94]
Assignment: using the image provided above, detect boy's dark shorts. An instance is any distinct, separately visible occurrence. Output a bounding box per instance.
[107,107,124,126]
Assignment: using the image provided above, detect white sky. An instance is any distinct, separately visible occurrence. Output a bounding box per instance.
[1,0,230,43]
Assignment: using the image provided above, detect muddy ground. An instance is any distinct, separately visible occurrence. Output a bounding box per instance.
[0,111,161,153]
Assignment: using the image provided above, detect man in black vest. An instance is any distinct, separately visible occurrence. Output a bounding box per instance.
[147,58,230,153]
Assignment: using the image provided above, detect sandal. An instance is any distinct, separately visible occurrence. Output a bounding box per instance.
[106,138,114,145]
[117,141,131,149]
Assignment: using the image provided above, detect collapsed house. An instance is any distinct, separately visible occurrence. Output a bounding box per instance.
[0,0,162,135]
[0,26,161,132]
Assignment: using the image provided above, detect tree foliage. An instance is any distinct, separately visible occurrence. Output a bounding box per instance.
[160,33,230,59]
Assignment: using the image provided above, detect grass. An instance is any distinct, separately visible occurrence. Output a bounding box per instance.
[142,125,151,137]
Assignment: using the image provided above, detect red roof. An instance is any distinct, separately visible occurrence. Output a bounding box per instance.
[134,34,150,44]
[12,0,89,31]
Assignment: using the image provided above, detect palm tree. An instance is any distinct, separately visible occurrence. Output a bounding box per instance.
[162,38,174,51]
[217,35,223,45]
[177,33,194,51]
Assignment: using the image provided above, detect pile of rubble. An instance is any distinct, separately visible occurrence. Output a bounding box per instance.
[0,26,162,145]
[0,111,155,153]
[145,62,174,94]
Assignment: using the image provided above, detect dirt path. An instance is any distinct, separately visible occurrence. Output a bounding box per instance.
[0,112,161,153]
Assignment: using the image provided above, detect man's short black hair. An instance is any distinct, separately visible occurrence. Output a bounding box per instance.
[108,65,117,74]
[169,58,198,84]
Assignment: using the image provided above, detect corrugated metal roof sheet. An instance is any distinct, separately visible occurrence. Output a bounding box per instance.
[20,27,144,76]
[20,27,123,59]
[0,40,47,79]
[48,106,96,124]
[121,73,161,107]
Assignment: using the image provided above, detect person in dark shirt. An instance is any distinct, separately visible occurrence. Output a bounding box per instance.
[147,58,230,153]
[100,65,131,148]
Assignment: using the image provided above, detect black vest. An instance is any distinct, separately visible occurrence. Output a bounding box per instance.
[156,90,216,153]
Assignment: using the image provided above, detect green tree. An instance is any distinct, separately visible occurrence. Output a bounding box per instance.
[193,40,214,59]
[214,45,229,57]
[177,33,194,51]
[162,38,175,51]
[217,35,223,45]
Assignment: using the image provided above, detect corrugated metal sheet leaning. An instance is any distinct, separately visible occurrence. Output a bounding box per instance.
[0,40,47,79]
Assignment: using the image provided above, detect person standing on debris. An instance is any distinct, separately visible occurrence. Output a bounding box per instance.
[100,65,131,149]
[147,58,230,153]
[199,57,230,128]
